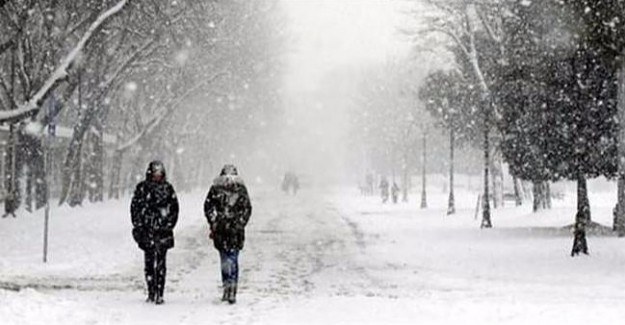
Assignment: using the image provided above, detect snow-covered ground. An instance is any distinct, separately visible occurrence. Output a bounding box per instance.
[1,181,625,324]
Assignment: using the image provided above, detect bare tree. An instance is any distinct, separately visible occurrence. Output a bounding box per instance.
[409,0,510,227]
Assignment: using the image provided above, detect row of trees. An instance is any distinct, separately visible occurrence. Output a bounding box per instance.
[350,62,422,204]
[0,0,285,214]
[349,59,483,210]
[415,0,624,255]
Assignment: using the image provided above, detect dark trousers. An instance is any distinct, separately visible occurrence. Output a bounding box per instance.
[144,248,167,298]
[219,249,239,287]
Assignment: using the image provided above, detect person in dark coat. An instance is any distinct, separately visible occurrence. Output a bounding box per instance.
[281,172,300,195]
[204,164,252,304]
[131,160,179,305]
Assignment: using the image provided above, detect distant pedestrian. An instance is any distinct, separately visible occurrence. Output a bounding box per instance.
[204,164,252,304]
[131,161,179,305]
[391,182,400,204]
[281,172,299,195]
[379,176,389,203]
[365,173,374,196]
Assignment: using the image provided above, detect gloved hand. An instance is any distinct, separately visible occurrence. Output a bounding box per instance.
[209,224,215,239]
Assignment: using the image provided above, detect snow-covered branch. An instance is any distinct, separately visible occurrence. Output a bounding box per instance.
[99,38,155,94]
[115,71,229,152]
[425,26,470,58]
[0,38,14,56]
[475,5,501,44]
[0,0,128,124]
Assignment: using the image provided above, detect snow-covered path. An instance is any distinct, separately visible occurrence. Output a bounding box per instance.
[0,187,380,324]
[2,185,625,324]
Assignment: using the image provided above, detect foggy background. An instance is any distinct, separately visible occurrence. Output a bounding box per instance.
[280,0,417,184]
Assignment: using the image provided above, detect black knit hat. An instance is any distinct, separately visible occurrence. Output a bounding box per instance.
[146,160,166,180]
[220,164,238,176]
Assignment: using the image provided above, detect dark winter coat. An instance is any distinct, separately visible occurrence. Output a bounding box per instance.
[204,174,252,251]
[131,162,179,251]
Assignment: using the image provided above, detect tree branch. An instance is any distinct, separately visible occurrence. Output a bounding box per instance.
[116,71,228,152]
[0,0,129,124]
[424,26,470,59]
[0,37,14,56]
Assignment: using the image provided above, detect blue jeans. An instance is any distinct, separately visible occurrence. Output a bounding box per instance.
[219,249,239,286]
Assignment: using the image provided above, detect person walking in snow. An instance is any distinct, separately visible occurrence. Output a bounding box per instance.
[391,182,400,204]
[204,164,252,304]
[281,171,300,195]
[379,176,390,203]
[365,173,374,196]
[131,160,179,305]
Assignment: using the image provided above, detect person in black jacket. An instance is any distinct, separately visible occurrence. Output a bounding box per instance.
[204,164,252,304]
[131,160,179,305]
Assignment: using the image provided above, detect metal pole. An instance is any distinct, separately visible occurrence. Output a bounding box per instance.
[43,131,50,263]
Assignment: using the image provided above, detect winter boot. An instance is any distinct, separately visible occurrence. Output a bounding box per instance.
[155,282,165,305]
[227,284,237,304]
[221,284,229,302]
[155,295,164,305]
[145,275,155,303]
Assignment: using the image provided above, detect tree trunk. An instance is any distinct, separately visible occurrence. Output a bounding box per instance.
[25,166,32,212]
[67,141,85,207]
[513,175,522,206]
[59,79,98,206]
[498,158,505,207]
[86,134,96,203]
[538,181,547,210]
[94,132,104,201]
[544,181,552,209]
[616,178,625,235]
[22,133,46,211]
[447,128,455,215]
[491,159,500,209]
[33,150,47,210]
[614,60,625,236]
[58,138,79,205]
[3,124,20,217]
[571,173,590,256]
[402,152,409,202]
[108,150,123,199]
[85,130,104,202]
[532,181,543,213]
[391,149,396,185]
[420,130,427,209]
[3,50,18,217]
[481,122,492,228]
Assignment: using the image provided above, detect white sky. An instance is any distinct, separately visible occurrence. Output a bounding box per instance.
[282,0,412,92]
[279,0,414,180]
